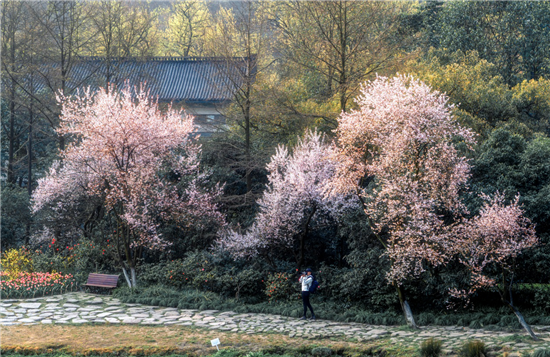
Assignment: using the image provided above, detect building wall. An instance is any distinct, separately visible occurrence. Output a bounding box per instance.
[182,103,228,137]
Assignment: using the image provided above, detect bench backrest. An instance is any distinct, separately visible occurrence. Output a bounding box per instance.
[86,273,119,287]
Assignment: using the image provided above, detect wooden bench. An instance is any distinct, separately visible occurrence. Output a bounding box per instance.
[84,273,119,292]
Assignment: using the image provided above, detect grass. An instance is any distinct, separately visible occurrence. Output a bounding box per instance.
[3,353,300,357]
[0,324,412,357]
[419,338,442,357]
[500,334,534,343]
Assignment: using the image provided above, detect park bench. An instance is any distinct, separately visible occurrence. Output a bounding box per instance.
[84,273,119,293]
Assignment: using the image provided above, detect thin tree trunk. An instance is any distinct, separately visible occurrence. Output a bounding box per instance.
[506,302,538,340]
[130,267,137,288]
[498,277,538,340]
[8,88,15,184]
[339,1,347,113]
[297,205,317,271]
[7,22,17,184]
[498,271,537,339]
[27,104,32,197]
[244,57,252,196]
[25,100,33,246]
[396,285,417,328]
[122,266,132,288]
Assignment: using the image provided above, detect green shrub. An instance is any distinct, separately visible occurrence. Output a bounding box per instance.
[480,313,500,326]
[533,286,550,312]
[32,237,114,284]
[212,350,242,357]
[459,340,487,357]
[419,338,443,357]
[264,272,295,303]
[469,320,482,329]
[138,252,264,301]
[311,347,332,357]
[418,313,436,326]
[533,349,550,357]
[1,183,31,250]
[498,315,522,329]
[514,284,550,312]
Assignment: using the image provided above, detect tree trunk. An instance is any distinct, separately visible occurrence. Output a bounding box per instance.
[25,100,33,246]
[7,22,17,184]
[396,285,417,328]
[119,220,137,289]
[244,57,252,196]
[296,204,317,271]
[27,104,32,197]
[122,266,133,288]
[506,302,538,340]
[131,267,137,288]
[338,1,347,113]
[8,87,15,184]
[498,272,537,340]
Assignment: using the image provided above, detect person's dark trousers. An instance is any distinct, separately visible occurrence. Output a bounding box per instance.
[301,291,314,317]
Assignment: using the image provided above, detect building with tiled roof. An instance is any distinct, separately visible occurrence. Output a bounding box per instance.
[41,56,254,136]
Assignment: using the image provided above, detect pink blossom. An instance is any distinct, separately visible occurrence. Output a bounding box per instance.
[327,75,476,285]
[449,193,538,303]
[219,130,357,258]
[32,83,226,271]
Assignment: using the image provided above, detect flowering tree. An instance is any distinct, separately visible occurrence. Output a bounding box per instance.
[451,193,539,339]
[219,131,356,269]
[328,75,476,328]
[32,84,225,288]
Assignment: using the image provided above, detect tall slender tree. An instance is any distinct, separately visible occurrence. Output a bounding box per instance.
[88,0,162,84]
[207,1,274,198]
[1,1,26,184]
[163,0,212,57]
[276,1,415,112]
[28,1,96,151]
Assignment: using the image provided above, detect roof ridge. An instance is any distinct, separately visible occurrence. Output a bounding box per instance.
[76,56,255,62]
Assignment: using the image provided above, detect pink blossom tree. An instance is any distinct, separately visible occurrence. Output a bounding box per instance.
[219,131,357,270]
[32,84,225,288]
[451,193,539,339]
[328,74,476,328]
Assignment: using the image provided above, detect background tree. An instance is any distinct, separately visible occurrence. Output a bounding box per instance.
[276,1,416,113]
[32,84,225,287]
[28,1,96,151]
[88,0,162,84]
[1,0,26,185]
[1,1,52,246]
[431,1,550,86]
[206,1,275,199]
[163,0,212,57]
[407,49,550,138]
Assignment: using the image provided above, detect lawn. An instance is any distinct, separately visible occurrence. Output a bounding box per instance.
[0,324,406,356]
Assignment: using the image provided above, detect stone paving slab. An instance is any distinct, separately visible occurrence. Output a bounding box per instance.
[1,292,549,354]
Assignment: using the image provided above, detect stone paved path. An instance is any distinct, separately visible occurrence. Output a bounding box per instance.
[1,293,550,355]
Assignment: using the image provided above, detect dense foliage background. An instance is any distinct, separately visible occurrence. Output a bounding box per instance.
[2,0,550,321]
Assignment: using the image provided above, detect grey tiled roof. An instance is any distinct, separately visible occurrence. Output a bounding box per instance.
[46,57,253,103]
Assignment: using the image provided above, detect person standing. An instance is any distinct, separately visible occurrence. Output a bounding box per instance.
[299,268,315,320]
